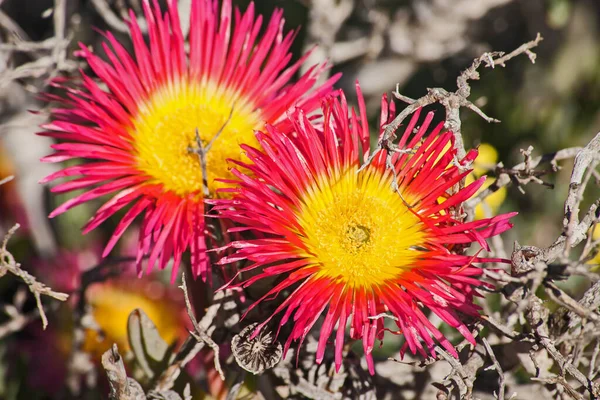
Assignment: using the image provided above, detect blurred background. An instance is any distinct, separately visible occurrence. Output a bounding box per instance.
[0,0,599,399]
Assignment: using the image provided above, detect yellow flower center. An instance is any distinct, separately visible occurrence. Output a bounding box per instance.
[131,81,261,196]
[297,167,427,288]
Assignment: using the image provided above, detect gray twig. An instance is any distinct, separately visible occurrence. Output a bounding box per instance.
[563,132,600,259]
[180,273,225,381]
[153,289,230,391]
[482,338,507,400]
[90,0,133,33]
[485,33,543,67]
[102,344,147,400]
[589,340,600,381]
[0,307,42,339]
[0,175,14,186]
[465,146,582,212]
[0,9,28,41]
[52,0,67,68]
[187,106,234,197]
[0,224,68,331]
[527,298,600,398]
[361,34,542,173]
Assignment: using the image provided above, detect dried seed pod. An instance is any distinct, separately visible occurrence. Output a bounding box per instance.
[231,323,283,375]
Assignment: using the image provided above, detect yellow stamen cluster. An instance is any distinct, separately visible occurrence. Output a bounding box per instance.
[297,167,426,288]
[132,82,261,196]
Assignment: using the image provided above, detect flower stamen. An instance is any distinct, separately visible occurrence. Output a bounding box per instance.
[346,224,371,249]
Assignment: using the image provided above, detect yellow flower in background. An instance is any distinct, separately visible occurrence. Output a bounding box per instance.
[0,142,29,229]
[468,143,507,219]
[83,278,187,359]
[436,142,506,219]
[0,142,12,178]
[587,225,600,269]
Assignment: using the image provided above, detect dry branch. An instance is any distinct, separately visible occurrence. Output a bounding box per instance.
[52,0,67,68]
[527,298,600,398]
[179,273,225,381]
[465,146,583,211]
[102,344,147,400]
[360,33,542,172]
[482,338,508,400]
[91,0,148,33]
[0,224,68,331]
[1,0,599,398]
[563,132,600,258]
[153,287,233,392]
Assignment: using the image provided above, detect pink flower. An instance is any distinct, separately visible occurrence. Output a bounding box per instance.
[40,0,338,281]
[212,84,516,374]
